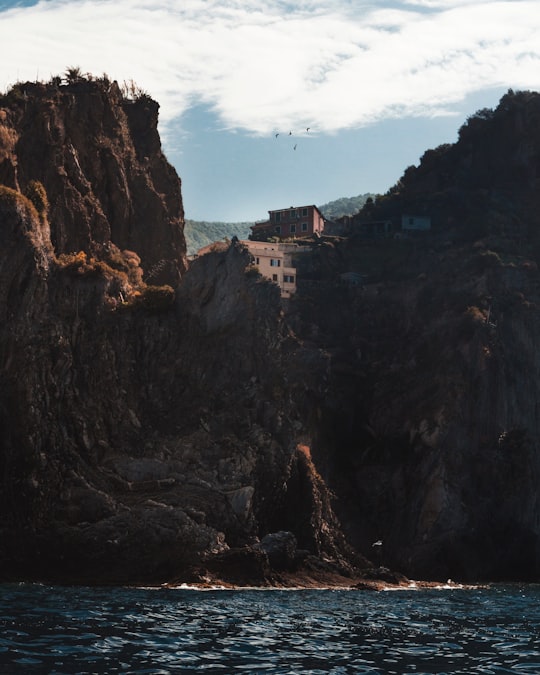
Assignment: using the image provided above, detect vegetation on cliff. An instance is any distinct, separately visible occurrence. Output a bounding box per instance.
[319,193,375,219]
[0,70,186,285]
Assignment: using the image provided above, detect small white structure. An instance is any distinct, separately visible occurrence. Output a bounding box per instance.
[402,215,431,231]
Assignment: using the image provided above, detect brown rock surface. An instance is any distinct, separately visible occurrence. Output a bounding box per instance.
[4,78,540,586]
[0,77,358,584]
[0,77,185,285]
[285,90,540,583]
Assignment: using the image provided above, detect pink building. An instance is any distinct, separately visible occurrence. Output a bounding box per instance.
[250,205,325,241]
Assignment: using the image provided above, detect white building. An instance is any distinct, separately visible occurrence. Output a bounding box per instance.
[241,240,310,298]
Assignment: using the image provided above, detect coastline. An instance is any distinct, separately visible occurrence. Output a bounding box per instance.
[161,565,480,592]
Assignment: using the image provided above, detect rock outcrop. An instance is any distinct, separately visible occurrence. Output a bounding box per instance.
[0,76,185,285]
[286,89,540,582]
[0,75,358,585]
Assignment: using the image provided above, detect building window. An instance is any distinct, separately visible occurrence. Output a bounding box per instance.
[301,222,308,231]
[290,209,297,219]
[270,259,281,267]
[283,275,295,283]
[275,212,281,223]
[255,257,260,264]
[290,224,296,233]
[275,226,281,234]
[302,208,308,216]
[272,274,278,281]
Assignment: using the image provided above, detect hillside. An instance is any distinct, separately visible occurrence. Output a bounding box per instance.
[352,89,540,243]
[184,220,253,255]
[3,77,540,585]
[184,195,375,254]
[318,193,375,219]
[286,88,540,581]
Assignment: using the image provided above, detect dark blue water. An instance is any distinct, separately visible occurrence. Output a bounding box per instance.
[1,583,540,674]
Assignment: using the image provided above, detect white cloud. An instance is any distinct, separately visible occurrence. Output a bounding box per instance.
[0,0,539,137]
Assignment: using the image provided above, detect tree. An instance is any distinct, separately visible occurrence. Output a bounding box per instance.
[64,66,83,84]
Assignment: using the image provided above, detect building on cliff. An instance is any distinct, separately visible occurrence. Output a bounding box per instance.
[242,240,311,298]
[325,213,432,238]
[325,217,394,238]
[250,205,325,241]
[401,215,431,231]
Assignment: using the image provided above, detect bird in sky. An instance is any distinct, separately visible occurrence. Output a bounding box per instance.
[293,144,297,150]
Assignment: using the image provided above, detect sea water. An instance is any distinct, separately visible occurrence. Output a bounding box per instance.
[1,583,540,674]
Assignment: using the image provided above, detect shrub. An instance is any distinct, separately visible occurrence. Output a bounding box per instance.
[468,249,502,274]
[0,123,18,161]
[24,180,49,222]
[122,249,141,267]
[106,250,130,273]
[457,305,487,340]
[55,251,128,284]
[64,66,83,83]
[0,185,39,221]
[245,264,260,278]
[55,251,92,275]
[131,284,175,312]
[101,247,143,286]
[464,305,486,323]
[121,79,151,101]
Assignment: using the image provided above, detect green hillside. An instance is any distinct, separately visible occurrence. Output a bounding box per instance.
[318,193,376,219]
[184,220,253,256]
[184,193,376,255]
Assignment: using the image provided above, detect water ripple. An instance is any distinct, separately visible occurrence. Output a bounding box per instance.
[1,584,540,673]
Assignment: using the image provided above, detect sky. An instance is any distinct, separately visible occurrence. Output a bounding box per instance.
[0,1,539,222]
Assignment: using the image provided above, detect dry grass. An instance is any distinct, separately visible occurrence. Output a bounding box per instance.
[0,122,18,161]
[0,185,39,221]
[56,250,128,284]
[56,250,175,312]
[128,284,175,312]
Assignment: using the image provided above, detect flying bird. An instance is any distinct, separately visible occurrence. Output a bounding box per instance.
[275,133,279,138]
[306,127,310,133]
[293,144,297,150]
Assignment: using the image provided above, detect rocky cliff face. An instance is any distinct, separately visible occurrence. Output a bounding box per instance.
[4,78,540,586]
[287,90,540,582]
[0,75,357,585]
[0,76,185,285]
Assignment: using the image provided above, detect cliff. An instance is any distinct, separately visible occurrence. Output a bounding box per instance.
[0,76,185,285]
[3,76,540,586]
[287,89,540,582]
[0,75,359,586]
